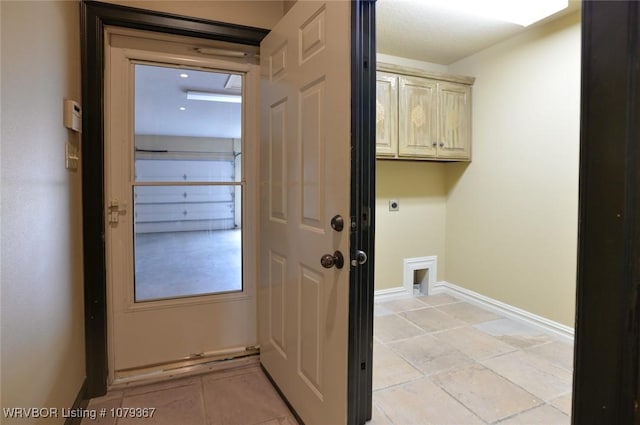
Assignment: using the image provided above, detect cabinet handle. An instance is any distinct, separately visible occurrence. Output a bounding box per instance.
[439,142,444,148]
[432,142,437,147]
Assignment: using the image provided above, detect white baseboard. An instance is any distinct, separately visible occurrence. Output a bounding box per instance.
[431,281,574,343]
[374,286,411,302]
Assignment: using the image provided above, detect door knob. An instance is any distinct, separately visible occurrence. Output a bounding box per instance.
[351,250,368,266]
[320,251,344,269]
[330,215,344,232]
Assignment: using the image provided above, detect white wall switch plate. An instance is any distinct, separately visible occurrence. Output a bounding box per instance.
[65,142,79,171]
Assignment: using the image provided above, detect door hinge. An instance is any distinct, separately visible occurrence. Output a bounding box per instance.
[350,207,371,232]
[362,206,371,228]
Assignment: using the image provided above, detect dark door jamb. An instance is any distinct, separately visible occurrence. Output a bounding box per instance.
[349,1,376,424]
[572,2,640,423]
[80,0,269,397]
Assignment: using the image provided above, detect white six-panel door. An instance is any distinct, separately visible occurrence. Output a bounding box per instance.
[259,2,351,424]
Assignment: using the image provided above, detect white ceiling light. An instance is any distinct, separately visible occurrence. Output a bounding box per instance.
[186,91,242,104]
[179,106,186,111]
[179,73,189,78]
[423,0,568,26]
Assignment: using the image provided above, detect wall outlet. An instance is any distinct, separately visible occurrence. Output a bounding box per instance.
[389,199,399,211]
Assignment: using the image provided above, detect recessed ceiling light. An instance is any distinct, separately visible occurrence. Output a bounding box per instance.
[179,73,189,78]
[179,107,186,111]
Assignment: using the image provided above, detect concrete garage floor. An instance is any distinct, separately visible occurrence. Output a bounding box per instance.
[134,229,242,301]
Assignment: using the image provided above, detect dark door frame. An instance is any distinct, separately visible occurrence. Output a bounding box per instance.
[80,0,268,396]
[572,2,640,423]
[349,2,376,424]
[80,1,375,424]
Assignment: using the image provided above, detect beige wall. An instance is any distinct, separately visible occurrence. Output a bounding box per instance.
[375,161,448,290]
[445,12,581,326]
[1,1,85,422]
[103,0,285,29]
[374,54,450,291]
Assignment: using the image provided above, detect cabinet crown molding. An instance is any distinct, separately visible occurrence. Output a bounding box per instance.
[377,62,475,86]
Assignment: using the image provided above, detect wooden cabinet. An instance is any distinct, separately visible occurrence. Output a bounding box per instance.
[376,72,398,156]
[376,63,474,161]
[398,75,438,158]
[437,81,472,159]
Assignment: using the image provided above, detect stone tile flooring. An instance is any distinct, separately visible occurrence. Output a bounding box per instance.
[371,293,574,424]
[82,365,298,425]
[83,293,573,424]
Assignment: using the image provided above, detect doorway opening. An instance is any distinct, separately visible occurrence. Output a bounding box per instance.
[371,2,580,423]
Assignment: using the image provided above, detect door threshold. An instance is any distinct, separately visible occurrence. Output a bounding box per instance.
[109,347,259,390]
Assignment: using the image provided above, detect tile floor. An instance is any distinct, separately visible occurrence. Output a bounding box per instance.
[82,364,298,425]
[83,293,573,425]
[371,293,574,425]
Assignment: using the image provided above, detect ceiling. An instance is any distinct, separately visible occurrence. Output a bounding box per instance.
[377,0,581,65]
[135,1,582,139]
[135,64,242,140]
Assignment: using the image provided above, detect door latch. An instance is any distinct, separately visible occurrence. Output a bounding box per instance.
[330,215,344,232]
[351,250,368,267]
[320,251,344,269]
[108,199,127,224]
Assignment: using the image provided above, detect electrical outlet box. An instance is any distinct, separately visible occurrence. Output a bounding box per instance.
[389,199,399,212]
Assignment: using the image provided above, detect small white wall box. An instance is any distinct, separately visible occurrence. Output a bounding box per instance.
[64,99,82,132]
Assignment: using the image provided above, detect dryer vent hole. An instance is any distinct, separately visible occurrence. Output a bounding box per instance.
[413,268,429,295]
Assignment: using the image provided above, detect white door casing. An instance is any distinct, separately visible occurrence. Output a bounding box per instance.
[259,2,351,424]
[105,31,260,380]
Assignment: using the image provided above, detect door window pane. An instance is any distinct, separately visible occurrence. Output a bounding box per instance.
[132,64,244,302]
[133,185,242,302]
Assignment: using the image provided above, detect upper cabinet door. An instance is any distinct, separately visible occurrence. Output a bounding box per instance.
[398,76,437,157]
[438,82,471,160]
[376,72,398,157]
